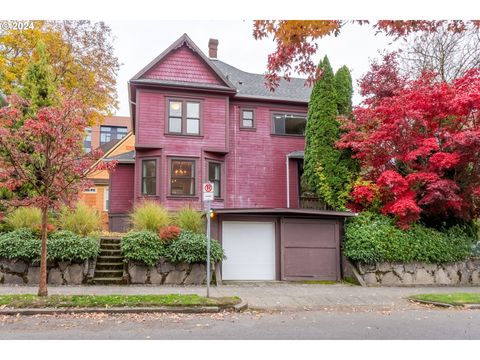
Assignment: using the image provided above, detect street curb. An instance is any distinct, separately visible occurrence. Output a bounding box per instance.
[408,297,453,307]
[233,300,248,312]
[406,297,480,309]
[0,306,220,316]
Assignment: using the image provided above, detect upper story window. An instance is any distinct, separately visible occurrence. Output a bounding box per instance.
[170,159,195,196]
[141,159,157,196]
[83,127,92,153]
[208,162,221,198]
[167,99,201,135]
[100,126,128,144]
[240,109,255,129]
[272,113,307,136]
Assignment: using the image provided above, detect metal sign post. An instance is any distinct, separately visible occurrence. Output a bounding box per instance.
[203,182,214,298]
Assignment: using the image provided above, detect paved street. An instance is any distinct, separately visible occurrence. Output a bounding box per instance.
[1,283,480,339]
[1,308,480,340]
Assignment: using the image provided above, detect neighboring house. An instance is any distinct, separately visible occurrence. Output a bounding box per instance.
[80,132,135,229]
[107,34,354,282]
[83,115,131,153]
[108,34,312,229]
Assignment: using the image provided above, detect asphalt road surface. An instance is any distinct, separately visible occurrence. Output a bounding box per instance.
[1,307,479,340]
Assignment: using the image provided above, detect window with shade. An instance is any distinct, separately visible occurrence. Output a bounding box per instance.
[170,160,195,196]
[167,100,201,135]
[272,113,307,135]
[208,162,221,198]
[141,159,157,196]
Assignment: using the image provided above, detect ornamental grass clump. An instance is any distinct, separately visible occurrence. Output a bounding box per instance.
[130,201,170,232]
[4,207,42,231]
[175,207,205,234]
[58,202,102,236]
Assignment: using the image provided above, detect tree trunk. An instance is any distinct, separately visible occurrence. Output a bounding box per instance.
[37,206,49,297]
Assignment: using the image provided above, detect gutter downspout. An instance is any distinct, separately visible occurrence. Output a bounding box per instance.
[286,155,290,208]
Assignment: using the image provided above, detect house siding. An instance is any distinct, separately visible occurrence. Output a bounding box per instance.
[134,88,229,211]
[109,164,135,213]
[143,45,223,85]
[226,102,306,208]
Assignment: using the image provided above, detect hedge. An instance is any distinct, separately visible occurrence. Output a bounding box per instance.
[0,229,100,262]
[121,230,225,266]
[343,212,475,264]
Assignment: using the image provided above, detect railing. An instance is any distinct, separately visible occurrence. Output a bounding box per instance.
[299,196,332,210]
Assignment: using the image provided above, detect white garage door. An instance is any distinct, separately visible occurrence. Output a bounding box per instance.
[221,221,276,280]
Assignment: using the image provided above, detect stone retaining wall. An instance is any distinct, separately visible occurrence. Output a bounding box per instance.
[126,258,210,285]
[0,258,94,285]
[356,258,480,286]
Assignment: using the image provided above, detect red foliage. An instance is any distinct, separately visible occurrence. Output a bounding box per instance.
[253,20,480,90]
[0,95,117,209]
[159,225,181,242]
[338,60,480,227]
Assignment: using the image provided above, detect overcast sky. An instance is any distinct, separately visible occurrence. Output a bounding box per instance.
[108,21,397,116]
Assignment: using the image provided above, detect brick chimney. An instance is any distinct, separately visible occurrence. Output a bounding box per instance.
[208,38,219,59]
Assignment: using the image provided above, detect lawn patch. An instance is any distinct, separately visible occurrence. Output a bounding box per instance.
[0,294,241,309]
[409,293,480,306]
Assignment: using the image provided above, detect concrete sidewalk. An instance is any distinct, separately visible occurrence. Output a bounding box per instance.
[1,282,480,310]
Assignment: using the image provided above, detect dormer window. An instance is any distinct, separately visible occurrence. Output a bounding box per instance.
[167,99,201,135]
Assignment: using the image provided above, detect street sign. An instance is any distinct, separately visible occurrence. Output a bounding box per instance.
[203,182,214,201]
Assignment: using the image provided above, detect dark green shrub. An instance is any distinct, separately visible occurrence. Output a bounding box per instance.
[48,230,100,261]
[165,230,224,264]
[175,207,205,234]
[343,212,475,264]
[121,231,165,266]
[0,229,99,262]
[0,229,40,260]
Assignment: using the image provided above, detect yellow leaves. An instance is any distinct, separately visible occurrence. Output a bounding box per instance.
[0,21,119,118]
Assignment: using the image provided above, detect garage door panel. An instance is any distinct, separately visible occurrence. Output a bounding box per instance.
[284,247,338,279]
[222,221,276,281]
[281,218,340,281]
[282,221,337,247]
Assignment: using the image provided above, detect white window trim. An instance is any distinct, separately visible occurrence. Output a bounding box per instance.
[104,187,109,212]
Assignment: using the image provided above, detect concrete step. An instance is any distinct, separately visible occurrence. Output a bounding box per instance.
[92,277,124,285]
[99,249,122,256]
[100,238,122,245]
[96,263,124,271]
[97,255,123,261]
[100,244,121,250]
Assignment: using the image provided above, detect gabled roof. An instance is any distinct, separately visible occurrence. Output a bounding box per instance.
[87,132,134,175]
[104,150,135,164]
[211,60,311,103]
[130,33,236,92]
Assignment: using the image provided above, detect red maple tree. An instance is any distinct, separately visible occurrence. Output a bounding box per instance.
[337,58,480,228]
[0,95,115,296]
[253,20,480,89]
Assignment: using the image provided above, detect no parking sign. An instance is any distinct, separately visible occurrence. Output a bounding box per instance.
[203,182,214,201]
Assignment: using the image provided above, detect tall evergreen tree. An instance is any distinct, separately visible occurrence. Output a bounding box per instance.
[303,56,356,210]
[334,65,353,117]
[17,41,57,117]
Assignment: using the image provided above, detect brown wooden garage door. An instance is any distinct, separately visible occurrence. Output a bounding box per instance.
[281,218,340,281]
